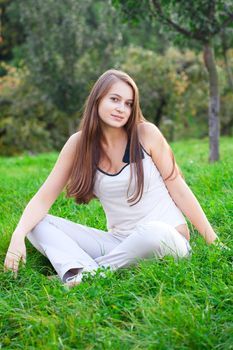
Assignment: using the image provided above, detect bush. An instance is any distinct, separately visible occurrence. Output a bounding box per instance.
[0,63,68,155]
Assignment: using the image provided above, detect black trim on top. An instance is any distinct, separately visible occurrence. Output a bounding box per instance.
[97,140,151,177]
[122,139,131,163]
[122,140,145,163]
[97,163,130,176]
[139,143,151,157]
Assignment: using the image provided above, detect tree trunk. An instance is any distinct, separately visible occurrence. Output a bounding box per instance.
[203,43,220,162]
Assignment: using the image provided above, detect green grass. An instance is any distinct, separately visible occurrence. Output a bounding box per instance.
[0,137,232,350]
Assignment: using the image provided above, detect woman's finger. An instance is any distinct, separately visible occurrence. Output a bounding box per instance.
[6,251,21,259]
[4,253,20,270]
[4,256,20,274]
[4,257,15,272]
[22,255,26,265]
[12,260,19,276]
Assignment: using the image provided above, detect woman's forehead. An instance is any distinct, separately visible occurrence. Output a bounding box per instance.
[107,81,133,100]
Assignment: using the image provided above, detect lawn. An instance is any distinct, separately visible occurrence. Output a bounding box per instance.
[0,137,232,350]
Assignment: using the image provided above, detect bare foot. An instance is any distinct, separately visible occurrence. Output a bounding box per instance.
[64,280,82,288]
[64,273,83,288]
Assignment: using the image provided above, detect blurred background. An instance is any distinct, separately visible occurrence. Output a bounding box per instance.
[0,0,233,156]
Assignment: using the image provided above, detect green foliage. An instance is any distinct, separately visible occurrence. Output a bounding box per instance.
[113,0,233,45]
[1,0,233,155]
[0,63,67,155]
[17,0,91,114]
[112,0,151,24]
[153,1,233,40]
[117,46,231,140]
[14,0,125,115]
[113,0,233,162]
[0,0,26,62]
[1,46,233,155]
[0,138,232,349]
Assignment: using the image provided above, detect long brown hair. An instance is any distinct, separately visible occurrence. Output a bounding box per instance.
[66,69,179,205]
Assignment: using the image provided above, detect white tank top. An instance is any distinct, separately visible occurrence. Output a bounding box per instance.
[93,143,186,234]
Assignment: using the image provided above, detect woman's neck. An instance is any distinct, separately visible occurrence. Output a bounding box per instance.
[101,126,128,148]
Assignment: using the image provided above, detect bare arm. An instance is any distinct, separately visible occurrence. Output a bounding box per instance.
[12,132,80,239]
[4,132,80,273]
[141,122,218,244]
[165,177,217,244]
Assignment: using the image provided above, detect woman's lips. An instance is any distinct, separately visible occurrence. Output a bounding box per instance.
[111,114,124,121]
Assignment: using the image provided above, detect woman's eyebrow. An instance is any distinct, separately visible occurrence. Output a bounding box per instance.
[109,93,133,101]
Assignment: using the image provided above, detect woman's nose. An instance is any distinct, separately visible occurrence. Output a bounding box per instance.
[116,102,125,112]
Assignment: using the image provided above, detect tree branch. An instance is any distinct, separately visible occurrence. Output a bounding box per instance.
[150,0,207,42]
[211,13,233,36]
[150,0,233,42]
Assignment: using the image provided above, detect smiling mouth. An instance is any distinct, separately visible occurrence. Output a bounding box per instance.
[111,114,124,120]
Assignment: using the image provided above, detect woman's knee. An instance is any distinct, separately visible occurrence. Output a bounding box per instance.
[136,221,189,258]
[27,214,51,243]
[137,221,172,243]
[33,214,51,231]
[26,215,52,255]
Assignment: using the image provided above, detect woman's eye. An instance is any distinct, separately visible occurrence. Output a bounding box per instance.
[110,97,132,107]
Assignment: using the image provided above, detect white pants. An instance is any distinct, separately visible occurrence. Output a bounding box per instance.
[27,214,191,282]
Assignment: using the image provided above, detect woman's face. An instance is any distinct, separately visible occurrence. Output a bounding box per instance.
[98,80,134,129]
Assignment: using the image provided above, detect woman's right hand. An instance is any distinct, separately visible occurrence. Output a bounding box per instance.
[4,234,26,276]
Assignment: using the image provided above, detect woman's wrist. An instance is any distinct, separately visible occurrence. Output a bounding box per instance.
[12,229,26,241]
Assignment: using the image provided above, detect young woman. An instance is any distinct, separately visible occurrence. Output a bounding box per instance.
[4,69,218,287]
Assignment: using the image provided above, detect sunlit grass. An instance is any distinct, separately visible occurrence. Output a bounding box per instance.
[0,137,232,349]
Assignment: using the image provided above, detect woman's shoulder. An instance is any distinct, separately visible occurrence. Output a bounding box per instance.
[69,130,82,142]
[67,131,82,148]
[137,121,161,135]
[61,131,82,157]
[137,121,163,155]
